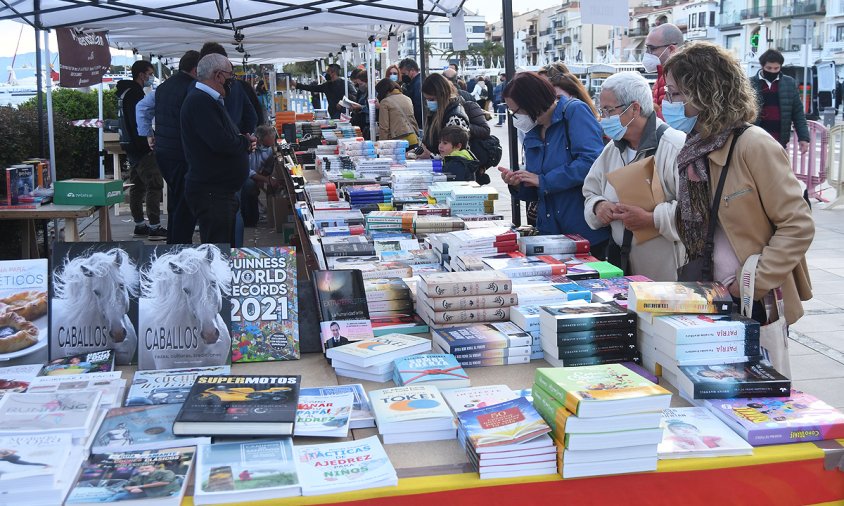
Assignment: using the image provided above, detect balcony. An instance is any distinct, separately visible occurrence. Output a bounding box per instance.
[773,35,823,51]
[740,6,771,19]
[771,1,826,18]
[822,39,844,56]
[718,10,742,28]
[528,45,538,52]
[528,26,537,36]
[563,36,572,44]
[554,38,563,45]
[540,27,553,36]
[554,20,564,29]
[544,43,554,52]
[628,27,650,37]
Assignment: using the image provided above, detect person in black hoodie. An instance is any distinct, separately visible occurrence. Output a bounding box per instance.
[117,61,165,239]
[180,54,256,246]
[293,63,354,119]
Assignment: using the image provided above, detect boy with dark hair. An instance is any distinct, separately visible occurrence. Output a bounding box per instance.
[438,126,479,182]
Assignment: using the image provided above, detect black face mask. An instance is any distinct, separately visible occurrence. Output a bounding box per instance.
[223,78,234,95]
[402,74,411,84]
[762,70,780,82]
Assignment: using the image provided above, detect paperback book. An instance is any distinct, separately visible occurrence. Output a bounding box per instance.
[539,301,637,333]
[325,333,431,368]
[124,365,231,406]
[0,259,48,364]
[91,404,211,453]
[297,384,375,429]
[293,436,397,496]
[41,350,116,376]
[393,353,470,389]
[313,269,374,353]
[432,322,532,353]
[230,247,299,362]
[677,362,791,399]
[0,433,73,489]
[26,371,125,408]
[0,363,42,398]
[294,389,355,437]
[369,385,456,440]
[459,397,551,449]
[657,407,753,458]
[628,282,734,315]
[638,313,761,345]
[418,271,511,297]
[442,385,519,414]
[0,390,102,438]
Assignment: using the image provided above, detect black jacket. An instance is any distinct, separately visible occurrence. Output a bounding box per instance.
[153,71,195,161]
[463,99,491,141]
[423,99,471,153]
[116,79,149,156]
[180,87,250,194]
[296,78,355,119]
[404,74,423,128]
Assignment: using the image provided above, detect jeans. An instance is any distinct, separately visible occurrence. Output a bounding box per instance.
[495,102,507,125]
[155,153,196,244]
[184,188,239,247]
[239,177,260,227]
[127,151,163,226]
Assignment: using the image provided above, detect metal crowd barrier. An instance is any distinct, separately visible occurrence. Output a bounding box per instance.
[787,120,829,203]
[825,124,844,208]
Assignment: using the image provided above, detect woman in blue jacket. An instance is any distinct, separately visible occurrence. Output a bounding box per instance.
[500,72,609,251]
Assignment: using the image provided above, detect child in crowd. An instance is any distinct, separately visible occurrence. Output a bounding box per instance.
[438,126,479,182]
[241,124,280,227]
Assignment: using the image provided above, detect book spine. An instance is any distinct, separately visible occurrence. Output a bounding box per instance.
[421,279,512,297]
[424,306,510,324]
[636,300,734,315]
[425,293,519,311]
[449,347,530,360]
[454,355,530,368]
[550,353,641,366]
[554,329,637,346]
[671,341,761,360]
[693,379,792,399]
[554,342,640,359]
[533,374,581,416]
[672,322,760,345]
[550,314,638,332]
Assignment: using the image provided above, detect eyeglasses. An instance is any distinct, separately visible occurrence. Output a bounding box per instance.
[599,103,629,118]
[664,89,684,104]
[218,69,234,78]
[645,44,671,54]
[507,106,523,116]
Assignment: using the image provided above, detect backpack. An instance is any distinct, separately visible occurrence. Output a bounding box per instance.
[470,135,502,170]
[116,88,133,151]
[480,85,489,99]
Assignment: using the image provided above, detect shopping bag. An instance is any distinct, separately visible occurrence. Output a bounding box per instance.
[740,254,791,378]
[606,155,664,243]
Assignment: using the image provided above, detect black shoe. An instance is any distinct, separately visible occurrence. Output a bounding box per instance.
[148,226,168,241]
[133,224,150,237]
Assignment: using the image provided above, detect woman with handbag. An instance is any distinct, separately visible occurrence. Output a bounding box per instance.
[375,78,419,147]
[662,42,813,330]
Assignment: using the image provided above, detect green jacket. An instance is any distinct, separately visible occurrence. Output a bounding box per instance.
[750,72,810,145]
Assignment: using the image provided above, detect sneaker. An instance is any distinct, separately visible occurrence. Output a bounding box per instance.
[148,226,167,241]
[133,223,150,237]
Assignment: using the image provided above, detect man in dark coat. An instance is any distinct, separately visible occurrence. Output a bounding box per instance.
[293,63,355,119]
[750,49,810,155]
[398,58,423,129]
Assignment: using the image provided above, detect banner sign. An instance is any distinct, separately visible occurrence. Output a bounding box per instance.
[56,28,111,88]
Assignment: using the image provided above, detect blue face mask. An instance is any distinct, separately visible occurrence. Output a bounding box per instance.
[426,100,438,112]
[662,100,697,133]
[389,74,399,82]
[599,104,633,141]
[144,76,154,87]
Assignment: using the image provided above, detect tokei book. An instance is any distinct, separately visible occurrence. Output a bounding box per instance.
[312,269,374,353]
[0,259,48,365]
[137,244,233,370]
[702,390,844,445]
[50,242,143,366]
[173,375,300,436]
[677,361,791,399]
[230,247,299,362]
[627,282,734,315]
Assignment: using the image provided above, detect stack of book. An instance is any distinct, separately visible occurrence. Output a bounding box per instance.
[446,186,498,215]
[326,333,431,382]
[427,227,518,271]
[379,249,441,273]
[312,200,351,212]
[575,275,652,307]
[657,407,753,459]
[318,224,366,237]
[458,397,556,479]
[370,385,457,443]
[416,271,514,328]
[404,203,450,216]
[427,181,480,203]
[345,184,392,209]
[26,372,126,410]
[365,210,416,233]
[676,361,791,401]
[364,277,415,323]
[533,365,671,479]
[294,436,397,495]
[392,353,470,389]
[518,233,590,256]
[413,215,465,235]
[305,182,339,202]
[539,301,641,367]
[432,322,532,368]
[0,390,105,449]
[321,235,376,258]
[0,433,85,506]
[312,209,365,230]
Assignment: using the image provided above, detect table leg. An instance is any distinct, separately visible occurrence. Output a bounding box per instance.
[20,220,37,259]
[99,206,112,241]
[64,218,79,242]
[113,153,122,216]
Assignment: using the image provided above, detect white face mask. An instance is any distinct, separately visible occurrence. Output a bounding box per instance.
[642,52,661,73]
[512,113,537,133]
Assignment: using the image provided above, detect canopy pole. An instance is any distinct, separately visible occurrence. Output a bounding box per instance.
[35,23,44,158]
[502,0,520,226]
[269,68,277,121]
[417,0,426,132]
[98,83,104,179]
[44,29,56,185]
[342,49,349,117]
[368,38,377,142]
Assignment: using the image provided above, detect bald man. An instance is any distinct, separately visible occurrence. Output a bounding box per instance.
[643,23,683,118]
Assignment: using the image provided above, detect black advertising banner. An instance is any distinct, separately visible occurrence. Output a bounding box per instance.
[56,28,111,88]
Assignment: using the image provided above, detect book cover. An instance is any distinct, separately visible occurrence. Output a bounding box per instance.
[0,390,102,436]
[584,261,624,279]
[124,366,231,406]
[459,397,551,448]
[40,349,115,376]
[313,269,374,353]
[657,407,754,458]
[298,385,374,429]
[703,390,844,445]
[325,333,431,368]
[678,362,791,399]
[50,242,143,366]
[293,436,397,496]
[137,244,232,370]
[642,313,760,345]
[0,363,42,399]
[0,433,72,486]
[424,293,519,312]
[419,302,510,325]
[195,440,299,503]
[446,346,531,360]
[418,271,512,297]
[442,385,518,414]
[628,282,734,315]
[26,371,125,408]
[369,385,454,428]
[65,446,195,504]
[534,364,671,418]
[173,375,300,436]
[518,234,590,256]
[0,259,48,364]
[552,328,638,347]
[393,353,470,388]
[481,255,568,277]
[230,247,299,363]
[539,301,637,332]
[92,404,211,453]
[294,390,355,437]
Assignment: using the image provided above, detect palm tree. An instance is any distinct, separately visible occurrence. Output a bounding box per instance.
[476,41,505,69]
[422,41,436,72]
[442,47,479,73]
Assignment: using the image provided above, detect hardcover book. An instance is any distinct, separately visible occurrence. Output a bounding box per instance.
[0,259,48,364]
[294,389,354,437]
[124,365,231,406]
[677,362,791,399]
[92,404,211,454]
[418,271,512,297]
[65,446,195,505]
[628,282,734,315]
[703,390,844,445]
[393,353,470,389]
[230,247,299,362]
[137,244,233,370]
[294,436,397,496]
[432,322,532,353]
[313,269,374,353]
[194,439,299,504]
[172,375,300,436]
[657,407,754,458]
[419,302,510,325]
[50,242,143,366]
[539,301,637,332]
[534,364,671,418]
[326,333,431,368]
[459,397,552,448]
[425,292,519,312]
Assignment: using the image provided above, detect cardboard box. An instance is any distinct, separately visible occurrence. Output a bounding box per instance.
[54,178,124,206]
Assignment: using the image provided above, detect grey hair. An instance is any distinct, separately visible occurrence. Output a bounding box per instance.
[601,71,654,117]
[196,53,230,81]
[651,23,684,46]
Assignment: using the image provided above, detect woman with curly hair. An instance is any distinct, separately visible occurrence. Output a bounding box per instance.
[539,61,599,119]
[663,41,813,324]
[418,73,470,157]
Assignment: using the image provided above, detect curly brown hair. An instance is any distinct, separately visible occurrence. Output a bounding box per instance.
[662,41,757,139]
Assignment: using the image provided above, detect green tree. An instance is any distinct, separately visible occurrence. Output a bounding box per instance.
[476,41,505,69]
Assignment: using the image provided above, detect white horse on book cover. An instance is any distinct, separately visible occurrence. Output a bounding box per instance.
[140,244,232,369]
[52,248,139,365]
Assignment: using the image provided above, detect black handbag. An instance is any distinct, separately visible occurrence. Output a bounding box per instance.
[677,126,748,282]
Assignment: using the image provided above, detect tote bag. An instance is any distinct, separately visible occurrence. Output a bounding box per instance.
[740,254,791,378]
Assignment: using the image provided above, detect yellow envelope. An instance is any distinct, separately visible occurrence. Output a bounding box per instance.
[605,155,665,244]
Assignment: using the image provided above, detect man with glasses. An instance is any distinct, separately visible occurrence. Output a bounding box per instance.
[643,23,683,119]
[180,54,256,247]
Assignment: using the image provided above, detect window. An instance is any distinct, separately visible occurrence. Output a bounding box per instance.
[725,34,740,50]
[836,25,844,42]
[710,11,715,26]
[472,25,485,33]
[690,15,696,28]
[699,12,706,27]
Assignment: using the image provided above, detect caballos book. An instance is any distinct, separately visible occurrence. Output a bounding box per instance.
[0,259,48,364]
[534,364,671,418]
[40,350,115,376]
[230,247,299,363]
[172,375,300,436]
[65,446,195,506]
[628,282,734,315]
[294,389,355,437]
[677,361,791,399]
[459,397,551,449]
[638,313,761,345]
[124,365,231,406]
[657,407,753,459]
[194,439,299,505]
[539,301,638,332]
[393,353,470,389]
[432,322,532,353]
[313,269,374,353]
[325,333,431,368]
[92,404,211,454]
[50,242,143,366]
[137,244,232,370]
[702,390,844,445]
[418,271,512,297]
[293,436,397,496]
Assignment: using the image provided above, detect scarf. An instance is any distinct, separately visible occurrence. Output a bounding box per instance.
[675,128,735,260]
